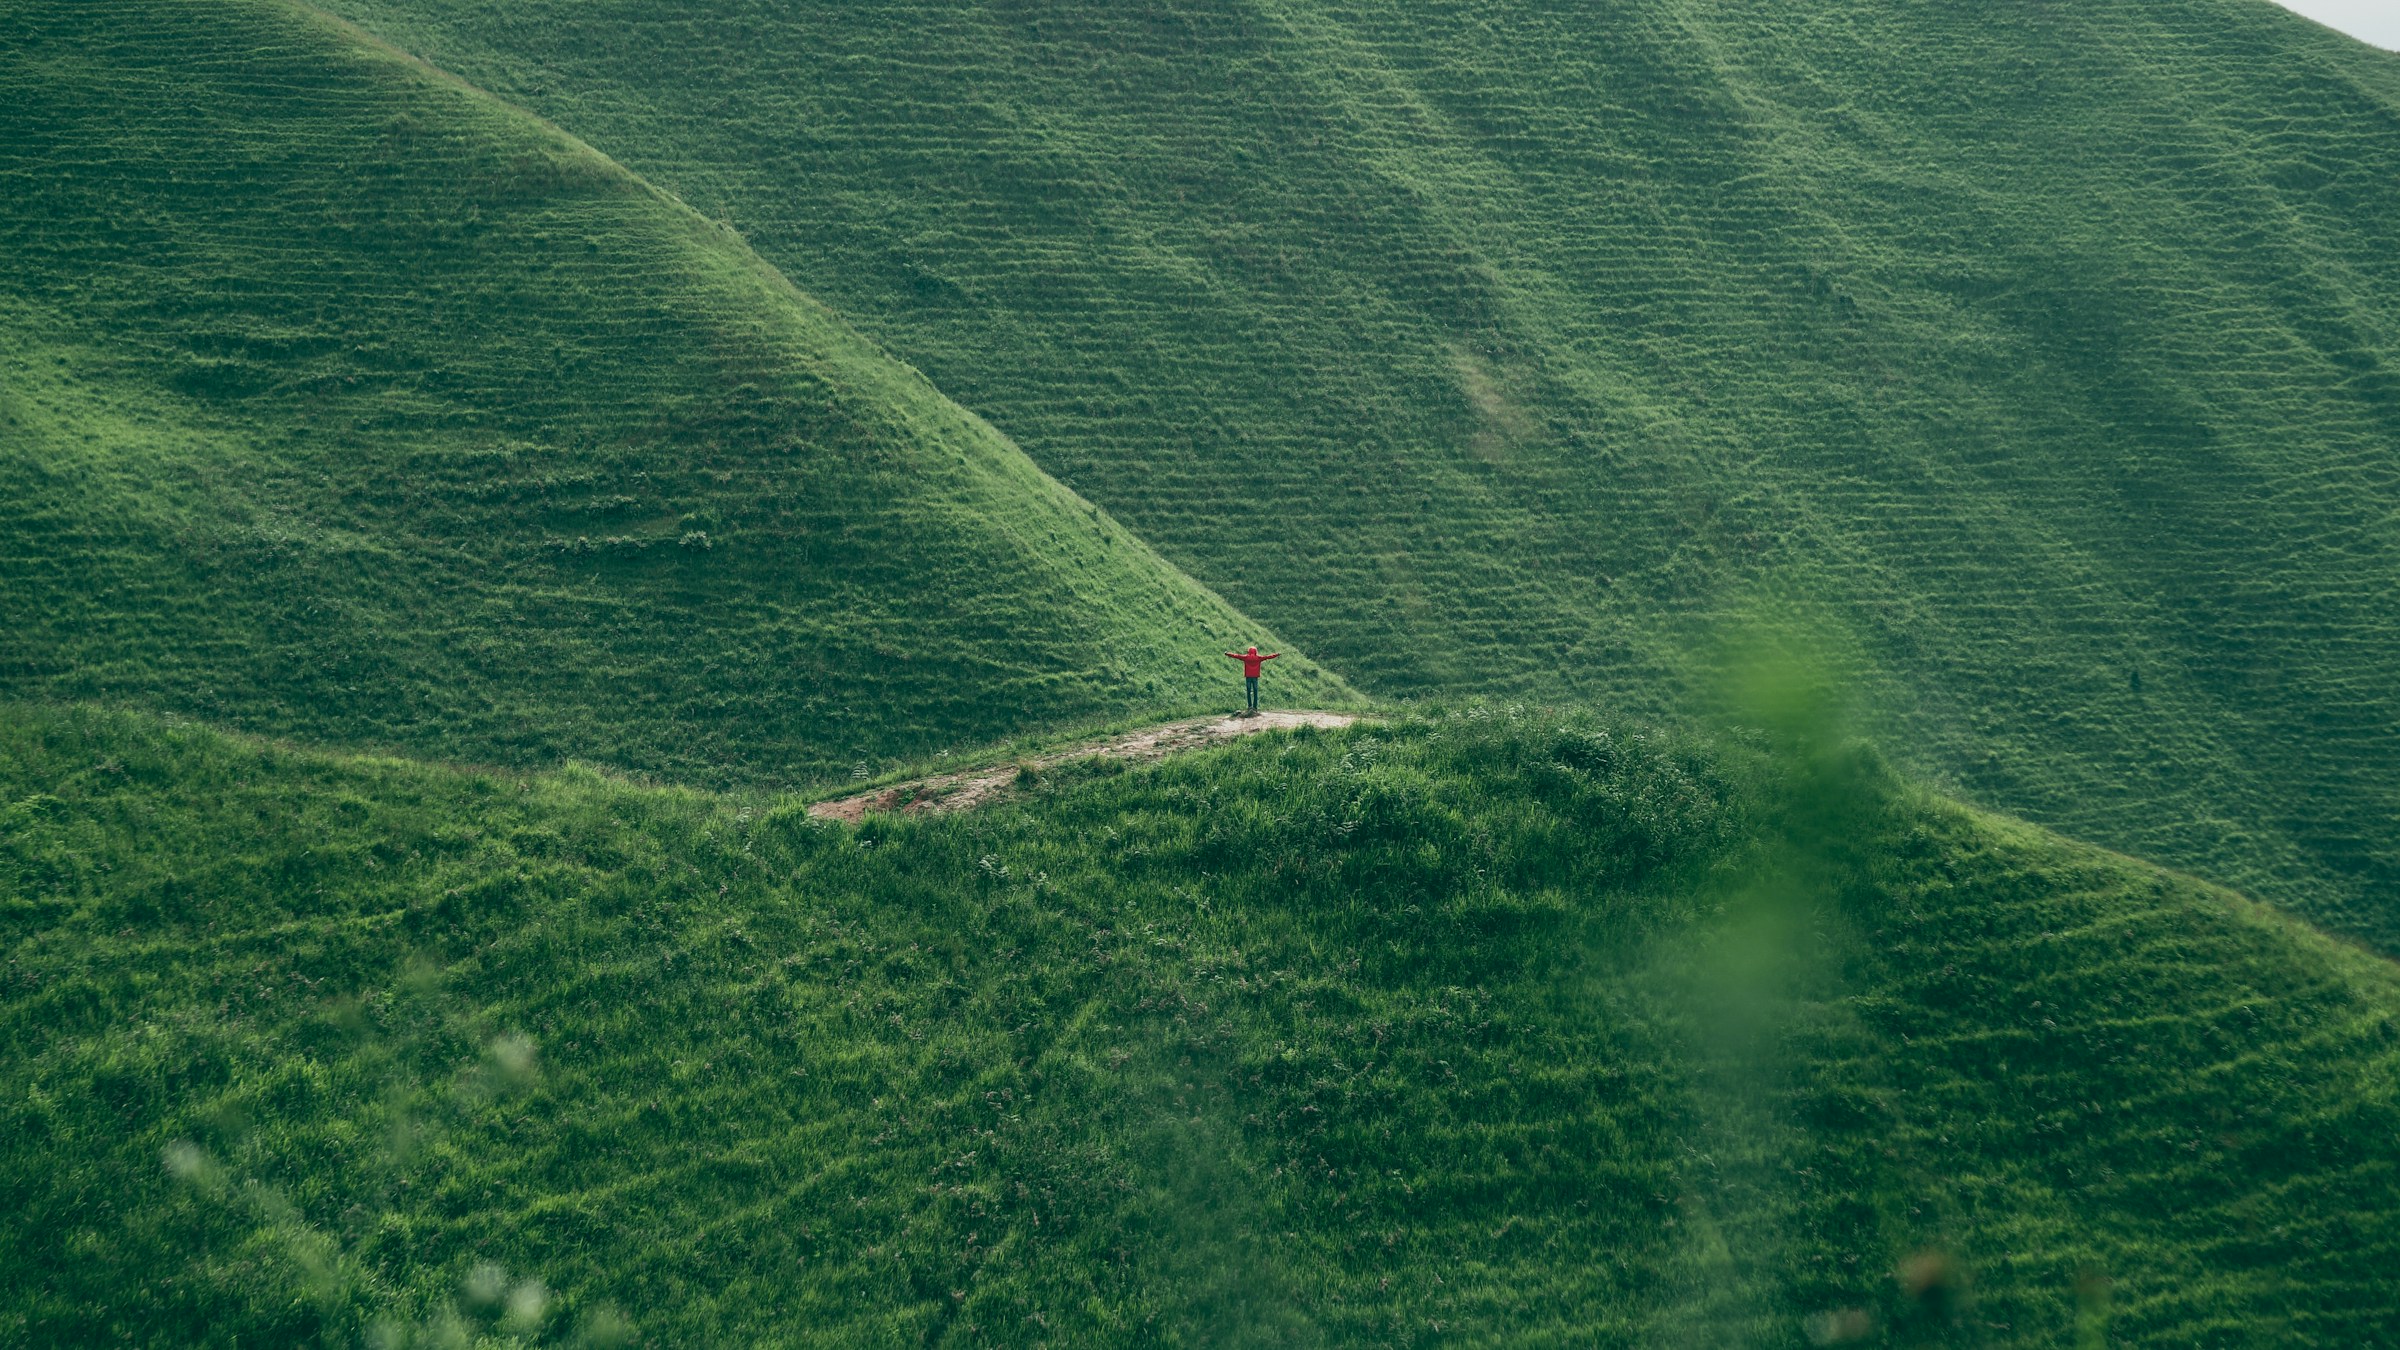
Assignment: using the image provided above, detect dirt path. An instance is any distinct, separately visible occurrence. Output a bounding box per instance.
[807,710,1361,823]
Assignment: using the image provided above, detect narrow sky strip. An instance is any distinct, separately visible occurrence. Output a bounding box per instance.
[2272,0,2400,49]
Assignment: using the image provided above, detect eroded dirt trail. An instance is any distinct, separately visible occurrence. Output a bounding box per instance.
[807,710,1359,823]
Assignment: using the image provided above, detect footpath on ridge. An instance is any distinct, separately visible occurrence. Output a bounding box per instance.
[808,710,1359,822]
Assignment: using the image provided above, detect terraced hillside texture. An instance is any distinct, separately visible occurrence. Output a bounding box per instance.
[0,0,1349,791]
[323,0,2400,950]
[7,701,2400,1347]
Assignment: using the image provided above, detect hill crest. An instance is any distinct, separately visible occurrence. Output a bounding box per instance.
[317,0,2400,949]
[0,0,1350,788]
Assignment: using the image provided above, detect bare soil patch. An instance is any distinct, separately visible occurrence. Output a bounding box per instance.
[807,710,1360,823]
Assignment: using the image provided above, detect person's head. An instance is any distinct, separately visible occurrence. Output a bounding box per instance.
[1246,645,1258,654]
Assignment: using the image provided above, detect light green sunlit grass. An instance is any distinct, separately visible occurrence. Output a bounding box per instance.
[0,0,1351,792]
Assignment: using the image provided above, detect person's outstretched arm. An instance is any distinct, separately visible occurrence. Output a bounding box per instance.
[1223,651,1242,660]
[1261,652,1281,661]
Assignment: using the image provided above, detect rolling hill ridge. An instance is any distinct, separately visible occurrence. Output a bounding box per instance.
[320,0,2400,949]
[0,0,1347,789]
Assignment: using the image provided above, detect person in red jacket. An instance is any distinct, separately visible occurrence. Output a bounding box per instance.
[1224,645,1280,713]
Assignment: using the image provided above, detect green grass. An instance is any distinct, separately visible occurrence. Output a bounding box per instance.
[314,0,2400,949]
[10,6,2400,1343]
[0,0,1350,791]
[8,698,2399,1346]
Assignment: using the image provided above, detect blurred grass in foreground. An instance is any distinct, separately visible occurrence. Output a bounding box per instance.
[7,700,2398,1345]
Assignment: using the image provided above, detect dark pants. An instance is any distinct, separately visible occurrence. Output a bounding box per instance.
[1245,676,1259,710]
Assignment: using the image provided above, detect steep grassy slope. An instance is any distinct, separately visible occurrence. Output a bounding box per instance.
[322,0,2400,948]
[0,0,1346,790]
[8,700,2398,1346]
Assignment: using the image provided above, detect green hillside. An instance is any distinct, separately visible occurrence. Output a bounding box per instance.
[10,5,2400,1345]
[0,0,1346,790]
[319,0,2400,948]
[7,699,2399,1347]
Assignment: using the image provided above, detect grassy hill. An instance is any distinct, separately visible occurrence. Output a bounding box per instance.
[0,0,1348,790]
[317,0,2400,949]
[11,8,2399,1343]
[7,698,2399,1347]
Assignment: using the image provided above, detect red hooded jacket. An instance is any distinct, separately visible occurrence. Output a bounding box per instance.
[1225,649,1280,678]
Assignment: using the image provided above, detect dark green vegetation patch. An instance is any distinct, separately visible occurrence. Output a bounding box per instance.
[7,703,2398,1346]
[0,0,1345,789]
[323,0,2400,948]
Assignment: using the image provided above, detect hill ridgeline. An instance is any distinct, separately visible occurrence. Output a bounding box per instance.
[322,0,2400,949]
[0,0,1348,790]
